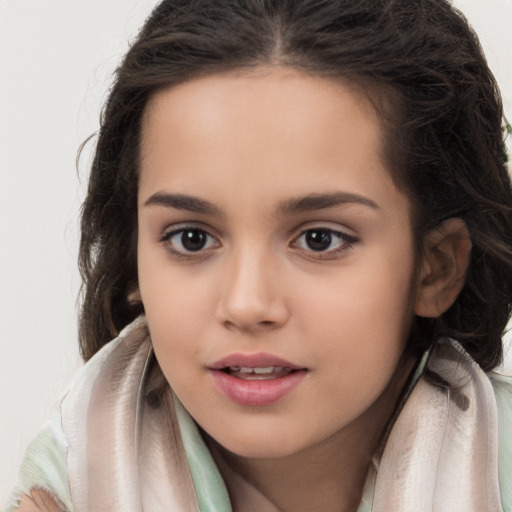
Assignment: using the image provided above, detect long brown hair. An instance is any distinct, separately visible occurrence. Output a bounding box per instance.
[79,0,512,371]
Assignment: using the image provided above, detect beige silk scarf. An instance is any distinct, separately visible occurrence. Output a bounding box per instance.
[59,317,503,511]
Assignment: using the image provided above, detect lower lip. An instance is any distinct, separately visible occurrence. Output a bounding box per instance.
[209,369,306,406]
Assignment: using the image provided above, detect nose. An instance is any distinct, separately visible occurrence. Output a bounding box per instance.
[214,249,290,332]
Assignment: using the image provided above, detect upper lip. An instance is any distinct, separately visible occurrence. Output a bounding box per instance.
[209,352,304,370]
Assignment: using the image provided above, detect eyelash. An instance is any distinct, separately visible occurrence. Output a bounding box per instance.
[291,228,357,259]
[159,225,358,260]
[159,226,220,259]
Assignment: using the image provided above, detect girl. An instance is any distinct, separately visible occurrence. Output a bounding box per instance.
[7,0,512,510]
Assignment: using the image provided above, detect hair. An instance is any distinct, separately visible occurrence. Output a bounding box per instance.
[78,0,512,371]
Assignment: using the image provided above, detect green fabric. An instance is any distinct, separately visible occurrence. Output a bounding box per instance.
[5,408,70,512]
[490,372,512,512]
[174,397,233,512]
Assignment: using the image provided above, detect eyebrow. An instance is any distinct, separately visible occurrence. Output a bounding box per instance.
[144,192,223,216]
[143,191,379,217]
[276,192,379,216]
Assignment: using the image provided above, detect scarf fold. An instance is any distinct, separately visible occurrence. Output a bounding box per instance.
[59,318,503,511]
[372,339,503,511]
[61,318,200,511]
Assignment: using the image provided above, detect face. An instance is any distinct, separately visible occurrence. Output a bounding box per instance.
[137,67,420,459]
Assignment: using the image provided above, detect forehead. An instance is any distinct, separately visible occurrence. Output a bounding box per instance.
[138,67,410,221]
[141,67,382,159]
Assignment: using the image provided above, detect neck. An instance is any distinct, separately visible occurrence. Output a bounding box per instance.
[204,356,416,512]
[207,431,369,512]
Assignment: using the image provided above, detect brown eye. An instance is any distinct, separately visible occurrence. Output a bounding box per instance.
[161,227,220,255]
[180,229,208,251]
[304,229,334,251]
[292,227,357,257]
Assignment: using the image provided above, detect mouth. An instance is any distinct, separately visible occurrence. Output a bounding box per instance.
[220,366,297,380]
[210,353,304,372]
[209,353,307,406]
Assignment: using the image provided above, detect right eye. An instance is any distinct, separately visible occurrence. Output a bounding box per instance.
[160,227,220,256]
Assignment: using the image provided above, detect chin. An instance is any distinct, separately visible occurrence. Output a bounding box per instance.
[201,423,324,461]
[220,441,301,460]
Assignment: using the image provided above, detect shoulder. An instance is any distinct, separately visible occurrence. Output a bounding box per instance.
[5,408,71,512]
[6,318,151,512]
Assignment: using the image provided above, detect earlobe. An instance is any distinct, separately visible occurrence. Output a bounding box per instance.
[414,218,472,318]
[127,286,142,304]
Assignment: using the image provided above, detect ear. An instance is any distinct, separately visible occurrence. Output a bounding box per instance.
[127,286,142,304]
[414,218,472,318]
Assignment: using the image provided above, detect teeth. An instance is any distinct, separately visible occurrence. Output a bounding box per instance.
[253,366,276,374]
[228,366,279,374]
[225,366,297,380]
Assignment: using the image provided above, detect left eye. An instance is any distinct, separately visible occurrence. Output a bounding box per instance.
[162,228,219,254]
[293,228,354,253]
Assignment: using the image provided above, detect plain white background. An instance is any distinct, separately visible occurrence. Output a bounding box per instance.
[1,0,511,505]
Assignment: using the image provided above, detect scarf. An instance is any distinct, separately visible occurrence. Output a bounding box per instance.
[58,317,503,511]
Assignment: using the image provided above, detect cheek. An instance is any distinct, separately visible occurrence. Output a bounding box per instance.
[139,236,214,318]
[293,253,417,369]
[292,276,414,427]
[141,280,213,357]
[298,260,415,329]
[137,248,215,369]
[141,283,208,393]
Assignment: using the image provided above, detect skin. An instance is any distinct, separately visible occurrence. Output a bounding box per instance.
[136,67,449,512]
[17,490,62,512]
